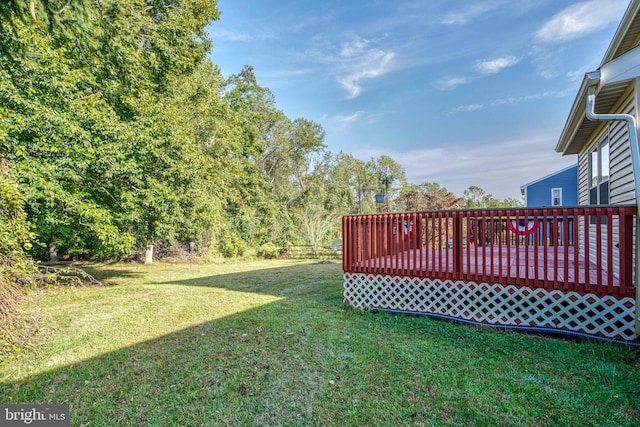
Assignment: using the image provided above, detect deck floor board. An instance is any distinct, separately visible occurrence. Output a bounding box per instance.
[356,245,623,291]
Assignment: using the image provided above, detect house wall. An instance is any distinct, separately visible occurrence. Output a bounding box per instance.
[576,79,638,280]
[524,166,578,207]
[577,81,637,205]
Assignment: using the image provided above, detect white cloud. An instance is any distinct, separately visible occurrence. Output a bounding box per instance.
[353,131,575,199]
[340,36,370,57]
[331,111,365,130]
[490,91,555,106]
[535,0,629,44]
[441,2,503,25]
[449,89,569,115]
[566,67,590,82]
[449,104,484,114]
[435,76,469,91]
[306,34,395,98]
[335,35,396,98]
[262,68,315,81]
[475,56,520,74]
[529,44,568,79]
[211,28,254,42]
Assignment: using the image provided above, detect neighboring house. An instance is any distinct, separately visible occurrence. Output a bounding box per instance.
[520,164,578,207]
[555,0,640,278]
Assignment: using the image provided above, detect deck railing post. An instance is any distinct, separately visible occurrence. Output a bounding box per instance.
[342,216,348,272]
[453,214,462,277]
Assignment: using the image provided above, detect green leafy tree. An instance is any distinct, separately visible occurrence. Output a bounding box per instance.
[396,182,463,212]
[463,186,491,208]
[463,186,522,209]
[1,11,136,258]
[370,155,406,212]
[500,197,523,207]
[0,160,33,254]
[224,67,328,247]
[1,0,223,261]
[223,66,295,246]
[291,152,359,247]
[321,152,363,215]
[349,157,377,213]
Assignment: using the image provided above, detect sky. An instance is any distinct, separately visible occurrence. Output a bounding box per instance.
[207,0,632,200]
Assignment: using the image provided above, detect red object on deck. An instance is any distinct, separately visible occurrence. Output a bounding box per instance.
[508,219,539,235]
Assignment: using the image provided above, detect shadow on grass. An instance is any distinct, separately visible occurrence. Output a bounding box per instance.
[79,264,148,286]
[156,261,344,301]
[1,262,355,425]
[3,261,640,426]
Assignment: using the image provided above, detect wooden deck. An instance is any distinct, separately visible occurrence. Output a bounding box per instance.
[343,207,638,340]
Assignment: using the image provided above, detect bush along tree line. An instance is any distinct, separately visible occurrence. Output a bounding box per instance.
[0,0,522,266]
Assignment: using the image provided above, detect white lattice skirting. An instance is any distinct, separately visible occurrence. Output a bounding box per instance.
[344,273,639,342]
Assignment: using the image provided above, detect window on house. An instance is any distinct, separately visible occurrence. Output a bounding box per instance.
[551,188,562,206]
[589,137,610,205]
[590,148,598,191]
[589,137,610,224]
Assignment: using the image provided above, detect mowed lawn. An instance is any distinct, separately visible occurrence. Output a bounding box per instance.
[2,259,640,426]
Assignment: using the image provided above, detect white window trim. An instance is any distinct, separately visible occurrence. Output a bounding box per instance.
[588,134,610,205]
[551,187,562,206]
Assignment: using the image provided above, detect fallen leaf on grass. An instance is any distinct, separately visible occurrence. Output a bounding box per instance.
[238,382,247,395]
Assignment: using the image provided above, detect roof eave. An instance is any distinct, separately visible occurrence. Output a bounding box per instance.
[555,74,595,155]
[601,0,640,64]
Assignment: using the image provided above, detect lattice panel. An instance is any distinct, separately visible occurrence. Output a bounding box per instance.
[344,272,638,341]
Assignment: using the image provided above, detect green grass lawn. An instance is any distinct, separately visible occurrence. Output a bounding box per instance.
[1,259,640,426]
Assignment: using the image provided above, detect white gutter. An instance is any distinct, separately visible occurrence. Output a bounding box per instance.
[586,81,640,337]
[601,45,640,85]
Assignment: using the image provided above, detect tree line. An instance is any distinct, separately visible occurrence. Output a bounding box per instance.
[0,0,521,265]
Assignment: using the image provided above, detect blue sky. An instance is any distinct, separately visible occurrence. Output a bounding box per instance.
[207,0,631,199]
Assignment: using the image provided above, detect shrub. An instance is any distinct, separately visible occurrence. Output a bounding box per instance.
[218,232,247,258]
[1,162,40,357]
[258,243,279,259]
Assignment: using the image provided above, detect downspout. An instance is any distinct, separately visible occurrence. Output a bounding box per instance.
[586,84,640,337]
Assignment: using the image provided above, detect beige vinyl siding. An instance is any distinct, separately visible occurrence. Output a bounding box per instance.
[609,87,637,204]
[577,151,590,204]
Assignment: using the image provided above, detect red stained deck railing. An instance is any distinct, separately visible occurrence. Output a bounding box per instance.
[342,206,637,298]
